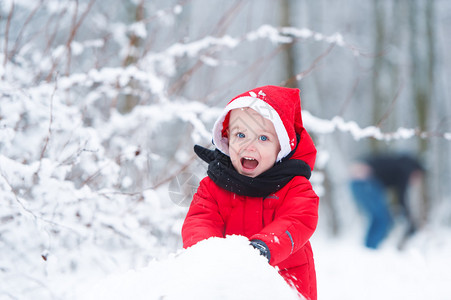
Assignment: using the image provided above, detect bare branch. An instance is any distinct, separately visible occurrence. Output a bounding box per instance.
[45,0,96,81]
[0,171,37,222]
[65,0,96,77]
[8,0,44,61]
[151,154,198,190]
[281,43,335,87]
[208,0,246,36]
[376,79,405,127]
[39,78,58,161]
[2,1,14,74]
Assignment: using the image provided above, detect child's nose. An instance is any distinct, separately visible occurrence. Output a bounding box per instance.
[242,138,257,151]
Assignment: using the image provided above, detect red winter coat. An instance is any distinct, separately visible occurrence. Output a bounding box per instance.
[182,130,319,300]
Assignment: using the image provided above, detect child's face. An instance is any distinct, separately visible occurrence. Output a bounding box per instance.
[228,108,280,178]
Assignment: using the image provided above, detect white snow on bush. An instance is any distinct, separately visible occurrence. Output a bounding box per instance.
[78,236,302,300]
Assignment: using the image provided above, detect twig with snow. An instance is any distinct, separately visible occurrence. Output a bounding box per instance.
[303,111,451,141]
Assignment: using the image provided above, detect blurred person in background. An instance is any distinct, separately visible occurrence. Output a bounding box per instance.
[350,154,425,249]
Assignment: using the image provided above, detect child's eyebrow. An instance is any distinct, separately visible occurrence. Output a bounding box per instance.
[229,126,246,132]
[258,130,277,137]
[253,123,276,134]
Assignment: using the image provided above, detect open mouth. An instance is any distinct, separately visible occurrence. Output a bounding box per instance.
[241,157,259,170]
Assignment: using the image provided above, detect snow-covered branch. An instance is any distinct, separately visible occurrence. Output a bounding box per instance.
[157,24,353,61]
[303,111,451,141]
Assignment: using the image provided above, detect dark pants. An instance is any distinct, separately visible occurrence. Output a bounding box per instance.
[351,178,392,249]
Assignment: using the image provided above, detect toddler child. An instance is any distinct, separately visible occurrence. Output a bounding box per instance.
[182,85,319,300]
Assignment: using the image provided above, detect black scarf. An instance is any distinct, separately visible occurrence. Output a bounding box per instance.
[194,141,311,198]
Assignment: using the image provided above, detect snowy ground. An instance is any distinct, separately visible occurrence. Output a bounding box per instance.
[313,225,451,300]
[65,225,451,300]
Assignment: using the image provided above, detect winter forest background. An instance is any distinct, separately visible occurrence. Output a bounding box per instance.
[1,0,451,299]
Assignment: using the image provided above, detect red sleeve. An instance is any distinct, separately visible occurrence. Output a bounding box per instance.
[250,177,319,265]
[181,177,225,248]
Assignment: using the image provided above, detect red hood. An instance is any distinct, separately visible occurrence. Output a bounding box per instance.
[292,127,317,171]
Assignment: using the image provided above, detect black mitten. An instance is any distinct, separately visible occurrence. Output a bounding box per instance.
[250,239,271,262]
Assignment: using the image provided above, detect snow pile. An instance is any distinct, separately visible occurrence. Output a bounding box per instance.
[77,236,302,300]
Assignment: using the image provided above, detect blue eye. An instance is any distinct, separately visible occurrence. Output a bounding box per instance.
[259,135,268,141]
[236,132,245,138]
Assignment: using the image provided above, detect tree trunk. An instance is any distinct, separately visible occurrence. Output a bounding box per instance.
[280,0,297,88]
[371,0,386,153]
[408,0,436,223]
[117,0,145,113]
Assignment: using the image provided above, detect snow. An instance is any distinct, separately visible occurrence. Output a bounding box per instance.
[75,236,302,300]
[158,24,350,63]
[129,22,147,39]
[313,227,451,300]
[173,5,183,15]
[302,111,417,141]
[64,227,451,300]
